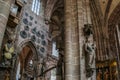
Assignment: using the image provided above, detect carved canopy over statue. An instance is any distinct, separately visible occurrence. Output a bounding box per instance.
[83,24,93,38]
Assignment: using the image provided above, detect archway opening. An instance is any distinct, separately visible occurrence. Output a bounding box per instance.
[16,42,38,80]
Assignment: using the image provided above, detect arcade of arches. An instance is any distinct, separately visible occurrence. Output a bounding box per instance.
[0,0,120,80]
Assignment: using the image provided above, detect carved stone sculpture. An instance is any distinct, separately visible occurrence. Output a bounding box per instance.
[85,41,96,67]
[3,40,15,66]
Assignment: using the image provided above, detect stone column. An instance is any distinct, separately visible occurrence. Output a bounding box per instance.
[0,0,12,49]
[64,0,80,80]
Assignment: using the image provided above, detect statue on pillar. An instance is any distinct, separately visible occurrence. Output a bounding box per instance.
[85,40,96,68]
[85,40,96,78]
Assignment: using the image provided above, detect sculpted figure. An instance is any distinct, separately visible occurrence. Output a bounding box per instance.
[85,41,96,67]
[3,40,14,66]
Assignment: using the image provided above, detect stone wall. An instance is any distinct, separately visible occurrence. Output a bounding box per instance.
[0,0,12,49]
[16,0,49,58]
[14,0,51,79]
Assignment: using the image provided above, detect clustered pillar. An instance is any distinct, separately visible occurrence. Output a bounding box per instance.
[64,0,80,80]
[0,0,12,49]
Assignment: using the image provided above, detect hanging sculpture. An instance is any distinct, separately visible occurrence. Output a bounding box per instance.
[2,40,15,66]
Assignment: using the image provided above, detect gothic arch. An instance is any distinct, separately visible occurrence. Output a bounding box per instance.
[44,0,58,20]
[108,3,120,25]
[108,2,120,46]
[18,40,37,56]
[107,2,120,58]
[15,40,39,80]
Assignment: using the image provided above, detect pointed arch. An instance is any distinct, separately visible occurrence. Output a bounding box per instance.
[15,40,39,80]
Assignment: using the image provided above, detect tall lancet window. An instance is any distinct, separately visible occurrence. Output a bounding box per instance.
[52,42,59,57]
[32,0,41,15]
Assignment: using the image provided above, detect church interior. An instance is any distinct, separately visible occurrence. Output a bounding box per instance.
[0,0,120,80]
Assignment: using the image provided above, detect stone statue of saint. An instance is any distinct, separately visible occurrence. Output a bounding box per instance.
[85,41,96,68]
